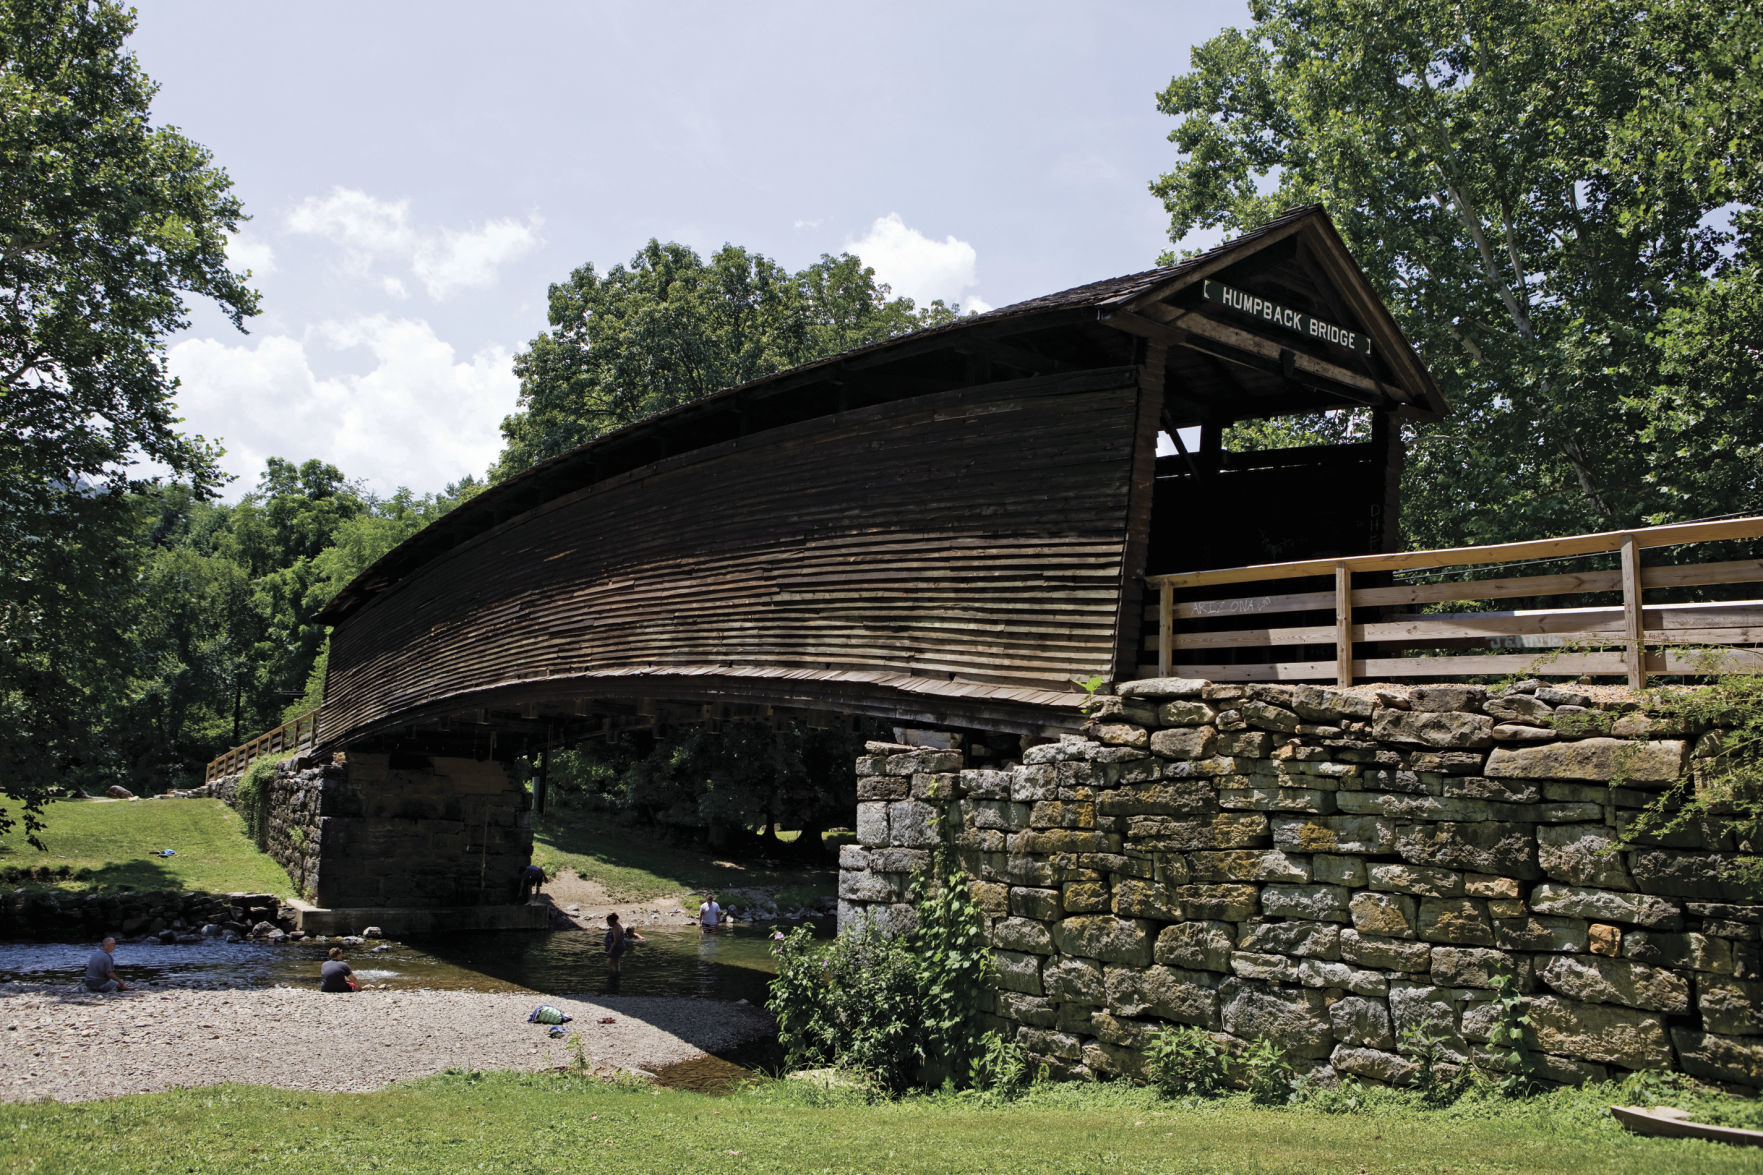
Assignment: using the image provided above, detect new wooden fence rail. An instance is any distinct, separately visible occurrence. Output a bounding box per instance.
[204,708,323,784]
[1144,516,1763,688]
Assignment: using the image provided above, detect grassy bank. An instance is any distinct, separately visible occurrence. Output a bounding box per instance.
[532,810,836,906]
[0,798,293,897]
[2,1071,1756,1175]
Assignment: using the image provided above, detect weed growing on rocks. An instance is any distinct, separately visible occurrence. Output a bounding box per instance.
[1144,1025,1228,1098]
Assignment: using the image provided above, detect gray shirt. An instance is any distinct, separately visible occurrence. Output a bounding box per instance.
[84,949,115,984]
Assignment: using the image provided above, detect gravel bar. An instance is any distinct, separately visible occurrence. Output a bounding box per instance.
[0,984,775,1103]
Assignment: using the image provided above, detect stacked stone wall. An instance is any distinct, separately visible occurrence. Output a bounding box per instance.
[838,679,1762,1090]
[213,751,531,909]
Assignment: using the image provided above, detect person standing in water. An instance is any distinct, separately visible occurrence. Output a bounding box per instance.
[603,913,644,974]
[698,894,723,934]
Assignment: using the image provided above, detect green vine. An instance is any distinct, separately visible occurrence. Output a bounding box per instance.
[234,756,281,851]
[1483,968,1537,1097]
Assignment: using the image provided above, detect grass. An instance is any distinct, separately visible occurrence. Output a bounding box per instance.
[1,1071,1758,1175]
[531,808,836,905]
[0,797,294,898]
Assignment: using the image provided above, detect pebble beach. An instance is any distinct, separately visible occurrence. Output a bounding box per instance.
[0,984,775,1103]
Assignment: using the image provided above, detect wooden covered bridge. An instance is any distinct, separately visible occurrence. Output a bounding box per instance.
[208,206,1763,920]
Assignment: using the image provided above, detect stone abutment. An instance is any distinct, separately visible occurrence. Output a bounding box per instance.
[838,679,1762,1090]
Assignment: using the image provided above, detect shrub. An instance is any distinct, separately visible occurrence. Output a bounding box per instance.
[1144,1025,1227,1098]
[766,845,993,1093]
[1243,1038,1297,1106]
[1398,1022,1468,1106]
[966,1031,1043,1102]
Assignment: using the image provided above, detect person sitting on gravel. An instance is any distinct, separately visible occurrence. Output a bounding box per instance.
[603,913,644,974]
[83,937,129,993]
[319,946,357,992]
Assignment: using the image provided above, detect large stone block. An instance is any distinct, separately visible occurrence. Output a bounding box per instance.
[1150,726,1218,760]
[1670,1028,1763,1089]
[1131,812,1269,850]
[1367,863,1465,898]
[1155,920,1235,972]
[1219,978,1336,1058]
[1118,677,1209,698]
[1015,1027,1083,1061]
[1350,892,1419,939]
[1394,821,1541,880]
[1009,886,1063,922]
[1431,947,1517,988]
[1175,883,1259,921]
[1242,699,1301,733]
[1332,1045,1419,1086]
[1111,878,1183,921]
[1340,929,1432,971]
[1484,738,1686,783]
[1537,824,1634,889]
[1097,781,1215,816]
[1185,849,1310,884]
[857,775,910,801]
[1537,954,1690,1013]
[995,950,1044,995]
[1061,881,1109,913]
[1372,710,1495,749]
[1387,982,1468,1060]
[1528,995,1674,1070]
[992,916,1055,955]
[1699,977,1763,1036]
[1494,915,1589,953]
[960,769,1015,800]
[1106,965,1222,1028]
[1330,995,1396,1049]
[1030,800,1097,830]
[1312,854,1368,887]
[1218,785,1337,815]
[1529,883,1683,929]
[1631,849,1763,903]
[999,991,1059,1027]
[1418,898,1495,946]
[1052,915,1154,966]
[855,802,889,847]
[1272,815,1394,855]
[1044,957,1106,1004]
[966,881,1009,917]
[1292,685,1376,724]
[1622,930,1734,975]
[838,870,895,902]
[1013,764,1059,802]
[1240,920,1341,960]
[1262,883,1351,922]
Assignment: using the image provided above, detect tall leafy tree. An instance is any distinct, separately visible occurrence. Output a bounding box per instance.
[497,242,960,477]
[0,0,258,836]
[1151,0,1759,548]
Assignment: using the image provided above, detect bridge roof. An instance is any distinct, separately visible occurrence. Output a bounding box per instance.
[320,205,1442,625]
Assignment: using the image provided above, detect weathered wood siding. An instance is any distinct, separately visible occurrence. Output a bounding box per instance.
[322,368,1146,741]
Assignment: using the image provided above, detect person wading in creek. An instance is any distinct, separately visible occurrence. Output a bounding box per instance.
[698,894,724,934]
[603,913,644,975]
[83,936,129,992]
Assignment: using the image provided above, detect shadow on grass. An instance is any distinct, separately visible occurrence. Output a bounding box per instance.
[0,855,184,893]
[532,812,836,901]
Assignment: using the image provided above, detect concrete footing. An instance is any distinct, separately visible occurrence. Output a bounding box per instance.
[293,902,551,937]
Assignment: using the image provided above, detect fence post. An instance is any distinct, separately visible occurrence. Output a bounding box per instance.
[1620,533,1646,688]
[1158,581,1173,678]
[1334,562,1353,687]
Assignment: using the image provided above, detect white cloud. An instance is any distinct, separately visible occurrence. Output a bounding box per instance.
[847,212,981,309]
[793,217,824,229]
[167,316,518,496]
[286,188,414,255]
[412,217,541,300]
[284,186,540,301]
[226,232,277,279]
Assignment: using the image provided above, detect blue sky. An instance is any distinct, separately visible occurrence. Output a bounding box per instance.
[133,2,1247,497]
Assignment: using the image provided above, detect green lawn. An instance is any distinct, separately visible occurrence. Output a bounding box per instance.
[0,797,294,897]
[532,810,836,906]
[1,1072,1757,1175]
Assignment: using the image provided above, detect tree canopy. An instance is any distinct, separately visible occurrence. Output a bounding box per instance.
[1152,0,1761,548]
[1,0,259,837]
[496,241,960,477]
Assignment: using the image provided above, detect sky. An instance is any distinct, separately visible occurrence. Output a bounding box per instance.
[133,2,1250,500]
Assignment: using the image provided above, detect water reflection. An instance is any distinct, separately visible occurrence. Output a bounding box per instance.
[0,920,830,1005]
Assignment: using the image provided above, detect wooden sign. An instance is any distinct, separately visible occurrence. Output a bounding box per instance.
[1202,279,1372,357]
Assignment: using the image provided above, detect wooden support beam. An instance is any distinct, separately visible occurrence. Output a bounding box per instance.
[1621,533,1646,688]
[1334,563,1353,686]
[1159,582,1174,678]
[1104,307,1387,404]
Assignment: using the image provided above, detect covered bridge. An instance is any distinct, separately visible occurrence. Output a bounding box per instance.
[313,205,1445,757]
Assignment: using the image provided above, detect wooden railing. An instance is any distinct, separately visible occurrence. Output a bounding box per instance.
[1144,516,1763,688]
[205,709,323,784]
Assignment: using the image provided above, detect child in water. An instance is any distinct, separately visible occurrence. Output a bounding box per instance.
[603,913,644,974]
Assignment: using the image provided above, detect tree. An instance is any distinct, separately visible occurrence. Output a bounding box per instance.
[0,0,258,837]
[1151,0,1760,548]
[496,242,960,477]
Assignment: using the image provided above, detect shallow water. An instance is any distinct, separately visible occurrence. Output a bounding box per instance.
[0,920,830,1005]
